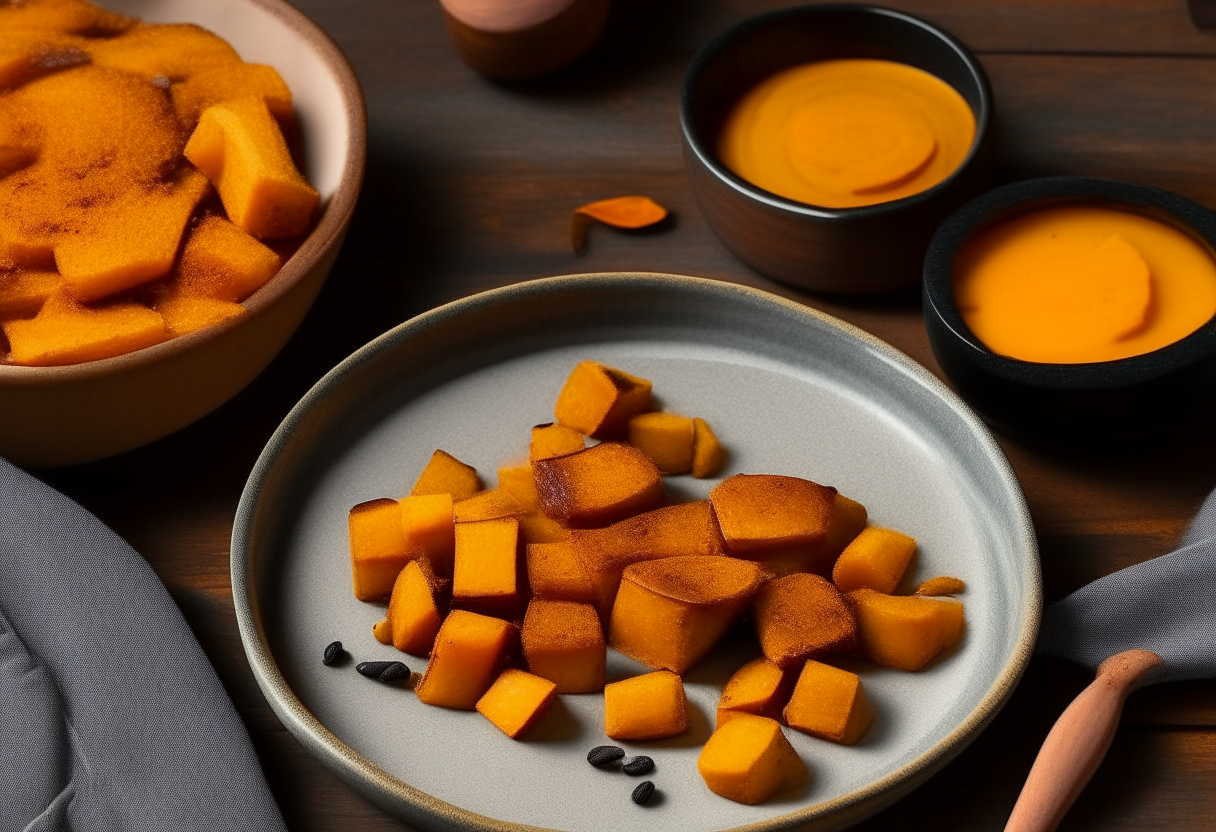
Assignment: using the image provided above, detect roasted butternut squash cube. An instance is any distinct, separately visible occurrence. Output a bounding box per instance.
[387,558,449,656]
[754,573,857,668]
[171,62,293,128]
[553,360,652,438]
[184,96,318,239]
[88,22,241,79]
[533,442,662,528]
[833,526,917,594]
[452,517,522,617]
[627,411,695,475]
[915,576,966,596]
[415,610,519,709]
[526,540,596,604]
[530,422,585,461]
[749,493,868,577]
[497,463,540,512]
[609,555,768,674]
[847,589,964,671]
[400,493,456,578]
[603,670,687,740]
[697,715,808,805]
[522,600,605,693]
[518,511,569,544]
[411,449,483,500]
[454,488,525,523]
[717,658,796,728]
[784,660,872,745]
[3,293,167,367]
[691,417,725,478]
[173,215,282,303]
[348,497,414,602]
[153,290,246,337]
[710,474,837,553]
[475,669,557,739]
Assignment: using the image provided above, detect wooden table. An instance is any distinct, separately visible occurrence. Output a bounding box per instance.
[35,1,1216,828]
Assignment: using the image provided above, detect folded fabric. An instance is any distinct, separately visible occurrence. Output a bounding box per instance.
[0,458,286,832]
[1037,485,1216,685]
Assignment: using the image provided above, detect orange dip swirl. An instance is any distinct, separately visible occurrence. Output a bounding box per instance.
[953,204,1216,364]
[717,59,976,209]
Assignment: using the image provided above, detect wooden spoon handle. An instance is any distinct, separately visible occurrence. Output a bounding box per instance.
[1004,649,1162,832]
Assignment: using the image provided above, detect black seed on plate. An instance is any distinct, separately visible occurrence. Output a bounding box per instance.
[322,641,345,666]
[587,745,625,767]
[378,661,411,682]
[622,756,654,776]
[631,781,655,805]
[356,661,396,679]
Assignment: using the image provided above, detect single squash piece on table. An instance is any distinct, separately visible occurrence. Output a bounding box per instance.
[745,494,867,578]
[553,360,652,438]
[832,526,917,594]
[2,292,167,366]
[603,669,687,741]
[716,657,797,728]
[710,474,837,553]
[691,417,725,479]
[184,96,319,240]
[415,609,519,709]
[453,488,525,523]
[400,492,456,578]
[171,62,294,128]
[526,539,597,605]
[521,599,605,693]
[452,517,522,618]
[753,573,858,668]
[530,422,585,461]
[384,557,450,656]
[627,411,695,475]
[697,714,808,805]
[783,659,872,745]
[411,449,483,501]
[348,497,415,602]
[533,441,662,528]
[610,555,769,674]
[172,214,282,303]
[475,668,557,739]
[847,588,964,671]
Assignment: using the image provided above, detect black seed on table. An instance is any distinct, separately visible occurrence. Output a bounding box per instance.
[323,641,345,666]
[378,661,411,682]
[356,661,396,679]
[587,745,625,767]
[622,756,654,776]
[631,781,655,805]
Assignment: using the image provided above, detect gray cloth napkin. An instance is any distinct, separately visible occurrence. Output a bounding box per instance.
[1037,485,1216,685]
[0,458,286,832]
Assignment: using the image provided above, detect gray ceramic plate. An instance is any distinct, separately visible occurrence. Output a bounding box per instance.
[232,273,1040,832]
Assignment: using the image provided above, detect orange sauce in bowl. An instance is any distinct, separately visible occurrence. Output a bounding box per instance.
[717,59,976,209]
[953,204,1216,364]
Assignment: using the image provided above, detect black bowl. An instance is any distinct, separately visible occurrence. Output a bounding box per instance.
[680,3,993,294]
[923,176,1216,443]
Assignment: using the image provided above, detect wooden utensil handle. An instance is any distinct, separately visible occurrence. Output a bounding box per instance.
[1005,649,1162,832]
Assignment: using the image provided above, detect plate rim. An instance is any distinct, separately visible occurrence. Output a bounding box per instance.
[231,271,1041,832]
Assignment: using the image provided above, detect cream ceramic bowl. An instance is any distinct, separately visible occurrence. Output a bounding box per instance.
[0,0,367,467]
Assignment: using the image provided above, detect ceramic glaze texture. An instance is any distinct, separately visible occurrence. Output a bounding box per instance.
[234,275,1039,832]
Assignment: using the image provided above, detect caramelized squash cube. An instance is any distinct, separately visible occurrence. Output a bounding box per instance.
[716,658,796,728]
[0,272,60,321]
[526,540,596,604]
[3,293,167,367]
[603,670,686,740]
[522,600,605,693]
[415,610,519,709]
[497,463,541,512]
[348,497,414,602]
[153,291,245,337]
[691,417,726,478]
[88,22,241,79]
[475,669,557,739]
[184,96,318,239]
[553,360,652,438]
[784,660,872,745]
[753,573,857,668]
[411,449,483,500]
[847,589,964,671]
[627,411,695,475]
[173,214,282,303]
[609,555,768,674]
[697,715,808,805]
[400,493,456,578]
[529,422,585,461]
[387,558,449,656]
[750,493,868,577]
[454,488,525,523]
[533,442,662,528]
[710,474,836,553]
[171,62,293,128]
[452,517,522,617]
[518,511,569,544]
[833,526,917,594]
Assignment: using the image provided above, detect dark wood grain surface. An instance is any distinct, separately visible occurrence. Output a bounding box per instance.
[32,1,1216,829]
